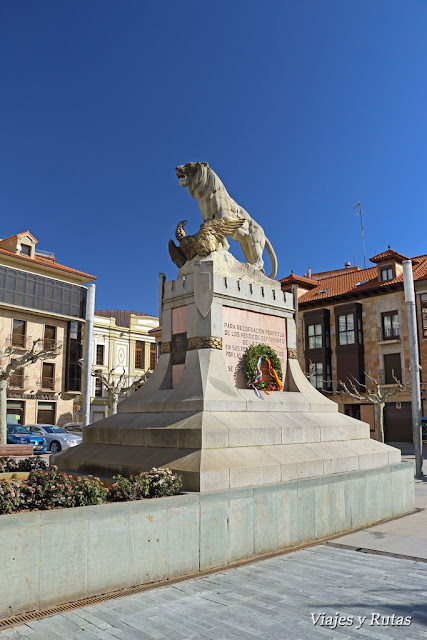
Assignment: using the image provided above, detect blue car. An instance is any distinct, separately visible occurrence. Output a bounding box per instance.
[7,424,48,454]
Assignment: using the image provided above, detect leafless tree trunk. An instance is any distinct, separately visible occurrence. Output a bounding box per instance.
[0,338,61,444]
[339,372,405,443]
[92,367,150,418]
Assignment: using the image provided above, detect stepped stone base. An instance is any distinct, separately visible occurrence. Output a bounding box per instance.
[55,255,404,492]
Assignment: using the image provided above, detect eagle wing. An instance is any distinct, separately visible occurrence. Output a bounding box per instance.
[197,218,244,244]
[168,239,187,268]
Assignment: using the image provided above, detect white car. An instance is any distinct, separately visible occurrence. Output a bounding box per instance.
[26,424,82,454]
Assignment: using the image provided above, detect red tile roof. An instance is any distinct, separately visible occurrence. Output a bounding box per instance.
[311,266,360,279]
[279,273,318,288]
[0,246,95,280]
[370,249,409,264]
[0,230,38,244]
[285,252,427,305]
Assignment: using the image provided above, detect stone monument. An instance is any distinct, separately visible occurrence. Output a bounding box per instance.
[56,163,412,513]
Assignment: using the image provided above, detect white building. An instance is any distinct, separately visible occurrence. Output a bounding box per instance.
[89,310,159,423]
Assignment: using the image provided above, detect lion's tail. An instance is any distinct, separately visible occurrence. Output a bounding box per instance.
[265,237,278,279]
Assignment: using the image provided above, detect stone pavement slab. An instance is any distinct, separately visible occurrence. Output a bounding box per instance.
[2,542,427,639]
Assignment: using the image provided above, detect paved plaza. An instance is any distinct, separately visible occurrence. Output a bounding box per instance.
[1,543,426,640]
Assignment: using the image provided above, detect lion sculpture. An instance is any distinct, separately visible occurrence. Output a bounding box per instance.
[175,162,278,279]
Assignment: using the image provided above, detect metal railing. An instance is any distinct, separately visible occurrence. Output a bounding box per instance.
[9,334,32,349]
[35,249,55,259]
[8,372,27,389]
[37,377,57,390]
[43,338,59,351]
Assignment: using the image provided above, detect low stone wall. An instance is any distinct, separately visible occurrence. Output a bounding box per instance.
[1,462,414,618]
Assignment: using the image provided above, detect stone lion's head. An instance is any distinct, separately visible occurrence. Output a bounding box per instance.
[175,162,209,189]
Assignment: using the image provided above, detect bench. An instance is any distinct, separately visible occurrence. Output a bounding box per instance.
[0,445,34,457]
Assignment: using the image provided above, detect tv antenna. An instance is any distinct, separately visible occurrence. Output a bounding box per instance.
[354,201,366,268]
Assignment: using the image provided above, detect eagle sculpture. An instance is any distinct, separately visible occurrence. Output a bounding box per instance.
[168,218,245,268]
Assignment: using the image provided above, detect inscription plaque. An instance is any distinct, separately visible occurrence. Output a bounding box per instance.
[171,332,187,365]
[222,306,287,388]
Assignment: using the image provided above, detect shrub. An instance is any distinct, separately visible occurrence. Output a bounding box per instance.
[106,473,149,502]
[20,467,76,510]
[0,477,21,514]
[72,475,107,506]
[145,467,183,498]
[0,457,48,473]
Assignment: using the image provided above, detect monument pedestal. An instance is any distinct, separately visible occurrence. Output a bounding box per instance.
[57,252,402,492]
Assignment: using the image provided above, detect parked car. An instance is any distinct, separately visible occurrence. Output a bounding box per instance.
[7,424,48,454]
[26,424,82,454]
[62,422,83,433]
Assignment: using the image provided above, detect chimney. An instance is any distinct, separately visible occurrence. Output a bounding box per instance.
[344,262,351,268]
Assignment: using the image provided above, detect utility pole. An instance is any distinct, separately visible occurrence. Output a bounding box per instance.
[82,283,96,427]
[354,202,366,269]
[403,260,423,477]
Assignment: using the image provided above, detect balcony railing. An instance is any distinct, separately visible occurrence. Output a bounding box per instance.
[43,338,59,351]
[37,377,57,390]
[8,373,27,389]
[377,326,401,342]
[9,334,32,349]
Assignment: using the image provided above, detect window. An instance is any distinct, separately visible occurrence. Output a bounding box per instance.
[20,244,31,256]
[135,341,144,369]
[338,313,355,345]
[307,324,322,349]
[44,325,56,349]
[381,266,393,281]
[308,362,324,389]
[96,344,104,366]
[94,377,103,397]
[41,362,55,389]
[357,316,363,344]
[345,404,361,420]
[9,360,24,388]
[0,265,86,319]
[65,321,82,392]
[12,319,26,347]
[382,312,400,340]
[383,353,402,384]
[421,294,427,339]
[7,400,24,425]
[149,343,157,370]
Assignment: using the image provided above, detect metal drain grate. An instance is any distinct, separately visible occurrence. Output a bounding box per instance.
[325,541,427,563]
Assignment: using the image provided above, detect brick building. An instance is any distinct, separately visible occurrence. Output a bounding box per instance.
[280,249,427,441]
[0,231,95,426]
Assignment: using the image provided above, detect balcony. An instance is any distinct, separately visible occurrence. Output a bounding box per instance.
[377,327,401,343]
[8,372,27,389]
[43,338,60,351]
[37,377,57,391]
[8,334,32,350]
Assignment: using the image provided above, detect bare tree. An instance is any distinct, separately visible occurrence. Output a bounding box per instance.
[92,367,151,416]
[339,372,406,443]
[0,338,61,444]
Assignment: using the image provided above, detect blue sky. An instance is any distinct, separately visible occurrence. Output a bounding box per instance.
[1,1,426,316]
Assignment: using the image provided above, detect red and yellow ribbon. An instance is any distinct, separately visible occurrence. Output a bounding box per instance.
[252,356,283,398]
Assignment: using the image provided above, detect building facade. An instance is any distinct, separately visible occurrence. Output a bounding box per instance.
[280,249,427,441]
[89,310,159,423]
[0,231,95,426]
